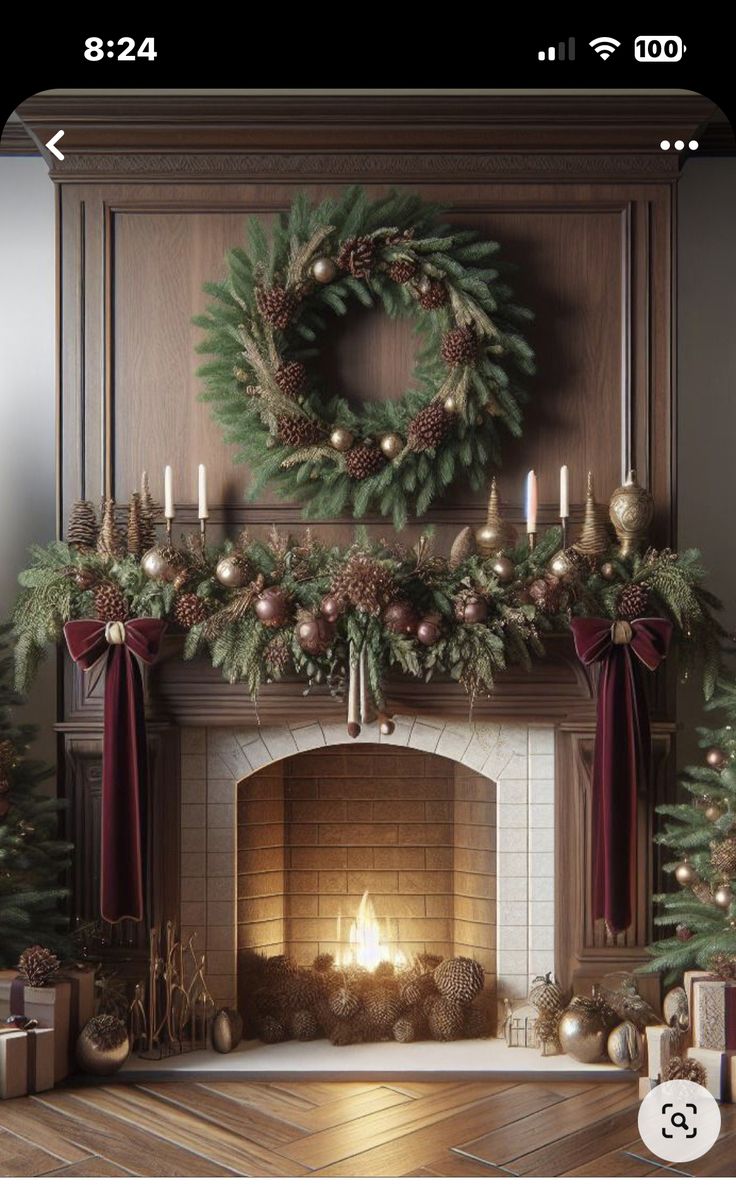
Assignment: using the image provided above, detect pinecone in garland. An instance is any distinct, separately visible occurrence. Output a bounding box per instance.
[386,258,417,284]
[434,957,485,1004]
[276,414,324,448]
[256,285,298,330]
[710,837,736,878]
[258,1015,287,1044]
[330,553,396,617]
[264,637,292,678]
[344,442,386,480]
[616,582,651,621]
[73,565,102,592]
[93,582,128,623]
[428,997,465,1041]
[418,279,449,310]
[17,945,60,987]
[173,592,209,630]
[337,235,375,279]
[290,1010,319,1041]
[441,326,476,367]
[407,401,456,451]
[329,984,361,1020]
[67,499,98,551]
[528,576,563,616]
[274,359,308,399]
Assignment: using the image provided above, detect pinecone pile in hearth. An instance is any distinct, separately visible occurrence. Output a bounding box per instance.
[274,360,308,399]
[93,581,129,623]
[256,285,298,330]
[17,944,60,987]
[441,326,476,367]
[407,401,456,451]
[337,235,375,279]
[344,442,385,480]
[616,582,651,621]
[276,414,324,448]
[330,553,396,616]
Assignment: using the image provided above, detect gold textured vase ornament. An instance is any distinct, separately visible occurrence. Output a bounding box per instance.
[573,472,609,557]
[608,469,654,557]
[474,478,516,558]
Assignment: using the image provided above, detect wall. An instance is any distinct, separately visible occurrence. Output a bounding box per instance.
[0,156,55,758]
[677,158,736,765]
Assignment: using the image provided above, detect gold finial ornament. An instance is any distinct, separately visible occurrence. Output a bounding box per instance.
[474,478,516,558]
[608,469,654,557]
[573,473,609,557]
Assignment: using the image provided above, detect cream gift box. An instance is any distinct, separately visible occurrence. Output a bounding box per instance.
[687,1046,729,1101]
[0,1023,55,1100]
[645,1024,680,1080]
[0,971,71,1082]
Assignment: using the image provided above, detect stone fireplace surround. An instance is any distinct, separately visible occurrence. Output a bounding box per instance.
[179,717,556,1015]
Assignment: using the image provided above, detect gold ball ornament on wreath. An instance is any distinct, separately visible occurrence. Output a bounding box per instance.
[714,882,734,909]
[674,859,699,886]
[455,593,489,625]
[383,600,419,637]
[142,545,179,583]
[490,554,515,584]
[311,255,338,284]
[329,427,355,452]
[379,432,404,460]
[704,799,725,822]
[705,746,730,771]
[215,555,249,589]
[76,1015,130,1075]
[600,561,617,581]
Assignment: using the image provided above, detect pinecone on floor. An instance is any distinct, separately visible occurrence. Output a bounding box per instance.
[67,500,98,551]
[173,592,209,630]
[710,836,736,878]
[616,582,651,620]
[407,401,456,451]
[274,360,308,398]
[344,442,386,480]
[434,957,485,1004]
[276,414,324,447]
[386,258,417,284]
[441,326,476,367]
[290,1010,319,1041]
[329,984,361,1020]
[337,235,375,279]
[93,582,128,623]
[256,285,298,330]
[330,553,396,616]
[428,997,465,1041]
[663,1055,707,1086]
[418,279,448,310]
[17,945,60,987]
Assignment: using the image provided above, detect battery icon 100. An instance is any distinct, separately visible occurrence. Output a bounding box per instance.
[635,35,686,62]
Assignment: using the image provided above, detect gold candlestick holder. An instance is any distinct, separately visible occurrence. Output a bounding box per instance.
[199,516,208,551]
[527,531,537,551]
[608,470,654,557]
[560,516,569,548]
[165,517,173,545]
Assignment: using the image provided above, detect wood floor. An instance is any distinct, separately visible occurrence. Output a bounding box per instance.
[0,1080,734,1177]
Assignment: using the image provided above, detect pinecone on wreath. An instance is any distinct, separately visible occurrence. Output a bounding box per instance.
[385,258,417,284]
[344,442,386,480]
[17,945,60,987]
[528,576,563,616]
[276,414,324,448]
[616,582,651,621]
[256,285,298,331]
[337,235,375,279]
[407,401,456,451]
[441,326,476,367]
[418,279,449,310]
[93,582,128,623]
[274,360,308,398]
[173,593,209,630]
[331,553,396,616]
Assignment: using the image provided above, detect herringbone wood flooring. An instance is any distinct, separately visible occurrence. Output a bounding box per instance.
[0,1080,734,1176]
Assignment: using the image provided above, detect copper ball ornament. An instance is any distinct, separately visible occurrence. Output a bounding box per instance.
[457,594,489,625]
[704,800,726,823]
[380,432,404,460]
[490,554,515,584]
[379,716,395,737]
[215,555,249,589]
[330,426,355,452]
[705,746,729,771]
[383,599,419,637]
[311,255,337,284]
[254,587,291,629]
[714,883,734,909]
[296,614,334,656]
[416,614,442,646]
[320,594,344,623]
[674,859,698,886]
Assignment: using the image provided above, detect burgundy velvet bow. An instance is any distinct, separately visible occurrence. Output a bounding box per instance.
[570,616,672,935]
[64,618,166,924]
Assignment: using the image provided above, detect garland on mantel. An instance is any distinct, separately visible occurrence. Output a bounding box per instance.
[12,524,725,714]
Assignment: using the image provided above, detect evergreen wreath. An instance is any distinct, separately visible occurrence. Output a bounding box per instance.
[195,187,535,528]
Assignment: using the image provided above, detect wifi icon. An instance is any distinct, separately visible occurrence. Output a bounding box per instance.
[589,36,621,60]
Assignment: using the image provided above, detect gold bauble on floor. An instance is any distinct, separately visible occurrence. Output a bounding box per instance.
[76,1016,130,1076]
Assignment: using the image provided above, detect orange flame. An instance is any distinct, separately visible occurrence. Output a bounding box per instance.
[335,891,407,971]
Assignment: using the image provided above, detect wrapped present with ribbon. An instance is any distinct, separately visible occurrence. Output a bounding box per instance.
[0,1021,54,1099]
[64,617,166,924]
[684,968,736,1052]
[0,970,72,1082]
[570,616,672,935]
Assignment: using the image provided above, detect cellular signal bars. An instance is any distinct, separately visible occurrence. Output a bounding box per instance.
[538,37,575,61]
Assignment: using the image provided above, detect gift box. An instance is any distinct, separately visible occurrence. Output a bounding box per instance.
[0,971,71,1082]
[0,1023,55,1100]
[645,1024,680,1081]
[691,977,736,1051]
[687,1046,729,1101]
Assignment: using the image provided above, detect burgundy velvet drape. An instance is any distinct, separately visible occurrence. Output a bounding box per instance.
[570,617,672,935]
[64,618,166,924]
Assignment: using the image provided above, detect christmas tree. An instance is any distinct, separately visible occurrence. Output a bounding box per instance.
[649,672,736,977]
[0,622,71,966]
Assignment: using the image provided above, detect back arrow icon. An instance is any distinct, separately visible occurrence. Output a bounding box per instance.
[46,130,65,161]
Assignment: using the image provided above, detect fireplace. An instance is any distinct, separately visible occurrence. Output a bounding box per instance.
[178,716,556,1032]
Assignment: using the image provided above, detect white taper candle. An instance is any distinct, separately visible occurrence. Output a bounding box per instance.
[526,469,538,534]
[560,464,569,519]
[164,465,174,520]
[198,464,208,520]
